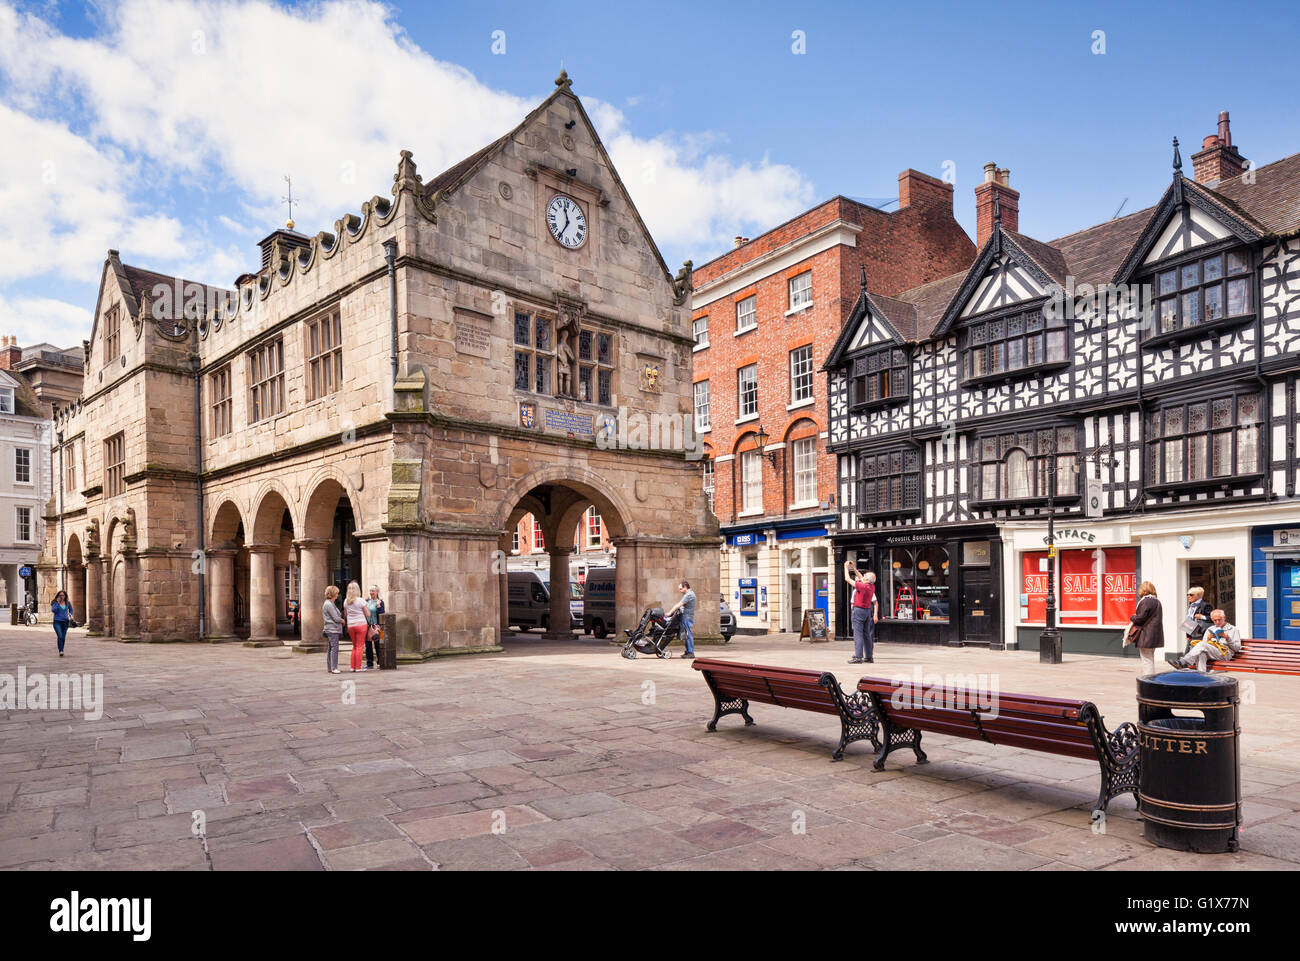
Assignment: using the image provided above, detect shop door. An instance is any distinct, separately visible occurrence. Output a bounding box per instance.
[788,574,803,633]
[961,568,996,644]
[1278,562,1300,642]
[816,574,829,619]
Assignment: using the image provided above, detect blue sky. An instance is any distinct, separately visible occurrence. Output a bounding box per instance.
[3,0,1298,347]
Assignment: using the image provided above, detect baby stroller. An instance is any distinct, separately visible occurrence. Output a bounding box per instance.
[621,606,683,659]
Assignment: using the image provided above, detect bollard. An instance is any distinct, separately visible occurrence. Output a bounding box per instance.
[1136,670,1240,853]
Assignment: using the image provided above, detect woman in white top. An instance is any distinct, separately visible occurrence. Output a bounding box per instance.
[344,581,370,672]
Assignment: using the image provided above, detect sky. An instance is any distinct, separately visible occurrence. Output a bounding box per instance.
[2,0,1298,349]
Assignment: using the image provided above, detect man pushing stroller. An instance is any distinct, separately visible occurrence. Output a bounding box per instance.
[665,580,696,660]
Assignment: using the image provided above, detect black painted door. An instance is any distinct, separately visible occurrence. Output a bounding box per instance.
[961,568,996,645]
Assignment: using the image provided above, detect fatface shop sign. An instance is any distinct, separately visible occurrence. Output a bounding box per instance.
[1041,528,1098,545]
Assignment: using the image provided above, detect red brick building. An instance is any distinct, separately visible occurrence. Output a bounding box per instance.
[691,171,974,633]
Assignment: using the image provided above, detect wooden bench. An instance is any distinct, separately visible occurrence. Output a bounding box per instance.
[856,676,1140,815]
[1209,639,1300,676]
[692,658,879,761]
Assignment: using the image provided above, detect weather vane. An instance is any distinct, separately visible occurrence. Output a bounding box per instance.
[282,175,297,230]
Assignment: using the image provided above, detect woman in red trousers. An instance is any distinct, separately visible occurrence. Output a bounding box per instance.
[344,581,370,672]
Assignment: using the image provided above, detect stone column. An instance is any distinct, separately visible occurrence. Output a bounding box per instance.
[85,556,103,636]
[292,539,330,653]
[542,547,576,640]
[497,534,511,642]
[244,545,280,647]
[612,537,638,637]
[205,549,237,641]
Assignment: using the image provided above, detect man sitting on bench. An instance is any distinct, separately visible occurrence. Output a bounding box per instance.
[1176,609,1242,671]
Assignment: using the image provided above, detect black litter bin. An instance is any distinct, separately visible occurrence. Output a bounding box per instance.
[9,604,17,625]
[1136,670,1240,853]
[378,613,397,670]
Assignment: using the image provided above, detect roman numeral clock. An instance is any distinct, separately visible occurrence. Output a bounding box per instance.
[547,194,587,249]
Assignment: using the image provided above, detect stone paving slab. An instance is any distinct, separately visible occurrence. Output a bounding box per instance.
[3,624,1300,871]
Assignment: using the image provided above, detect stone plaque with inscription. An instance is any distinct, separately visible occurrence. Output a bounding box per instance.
[453,308,492,358]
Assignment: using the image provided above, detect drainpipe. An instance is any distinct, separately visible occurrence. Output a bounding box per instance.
[384,239,399,406]
[193,351,206,639]
[57,423,64,593]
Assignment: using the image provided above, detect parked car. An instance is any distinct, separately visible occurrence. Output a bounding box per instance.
[720,597,735,642]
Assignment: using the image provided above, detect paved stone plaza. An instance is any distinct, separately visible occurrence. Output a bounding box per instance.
[2,625,1299,871]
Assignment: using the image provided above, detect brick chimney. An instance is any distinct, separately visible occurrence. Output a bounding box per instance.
[975,163,1019,249]
[1191,111,1248,186]
[898,169,955,211]
[0,337,22,369]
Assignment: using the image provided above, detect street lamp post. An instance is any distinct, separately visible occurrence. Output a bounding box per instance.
[1040,437,1063,664]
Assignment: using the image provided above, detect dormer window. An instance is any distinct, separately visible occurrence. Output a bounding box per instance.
[961,302,1067,386]
[851,347,909,409]
[0,387,13,414]
[1143,246,1253,348]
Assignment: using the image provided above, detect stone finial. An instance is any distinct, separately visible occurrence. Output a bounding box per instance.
[1172,137,1183,175]
[672,260,694,307]
[392,149,423,198]
[555,69,572,90]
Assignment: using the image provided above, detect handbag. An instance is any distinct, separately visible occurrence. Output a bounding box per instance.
[1180,615,1200,637]
[1124,623,1141,647]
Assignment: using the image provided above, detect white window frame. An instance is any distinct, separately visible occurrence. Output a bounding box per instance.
[789,346,813,404]
[14,447,32,485]
[703,459,715,512]
[693,315,709,350]
[0,388,13,414]
[586,507,603,549]
[736,296,757,333]
[533,516,546,551]
[792,437,818,507]
[694,380,711,431]
[741,450,763,515]
[788,271,813,311]
[737,364,758,420]
[512,528,520,554]
[14,506,32,543]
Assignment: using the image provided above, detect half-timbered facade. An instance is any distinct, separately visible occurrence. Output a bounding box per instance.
[826,115,1300,656]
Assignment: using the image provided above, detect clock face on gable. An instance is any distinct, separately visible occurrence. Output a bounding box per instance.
[546,195,587,249]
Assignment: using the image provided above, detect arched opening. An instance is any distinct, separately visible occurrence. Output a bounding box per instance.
[498,479,632,645]
[298,478,363,654]
[102,516,138,639]
[209,500,247,640]
[247,489,295,646]
[63,533,86,622]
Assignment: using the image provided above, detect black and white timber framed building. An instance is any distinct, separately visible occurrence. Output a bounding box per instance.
[824,117,1300,656]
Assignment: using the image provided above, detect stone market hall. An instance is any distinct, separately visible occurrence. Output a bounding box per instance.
[38,74,720,657]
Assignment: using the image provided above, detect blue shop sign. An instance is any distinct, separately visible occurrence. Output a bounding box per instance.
[730,533,766,547]
[19,566,32,578]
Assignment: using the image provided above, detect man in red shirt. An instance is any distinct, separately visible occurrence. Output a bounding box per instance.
[844,561,879,664]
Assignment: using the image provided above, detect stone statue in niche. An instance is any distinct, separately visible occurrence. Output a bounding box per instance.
[556,312,578,398]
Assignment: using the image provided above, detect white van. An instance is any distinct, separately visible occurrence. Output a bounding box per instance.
[507,570,552,631]
[583,566,617,638]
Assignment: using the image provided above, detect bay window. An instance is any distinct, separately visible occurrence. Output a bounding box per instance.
[1146,392,1262,486]
[976,426,1078,503]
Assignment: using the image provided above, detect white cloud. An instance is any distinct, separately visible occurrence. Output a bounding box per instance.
[0,293,92,348]
[1,0,815,302]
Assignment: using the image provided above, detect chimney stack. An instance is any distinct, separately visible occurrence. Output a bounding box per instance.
[898,169,955,212]
[1192,111,1248,186]
[975,163,1019,249]
[0,337,22,369]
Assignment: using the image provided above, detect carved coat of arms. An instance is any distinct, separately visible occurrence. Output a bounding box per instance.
[640,363,661,392]
[520,403,536,429]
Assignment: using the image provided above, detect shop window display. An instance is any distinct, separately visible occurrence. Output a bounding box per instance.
[1020,547,1136,625]
[886,546,950,622]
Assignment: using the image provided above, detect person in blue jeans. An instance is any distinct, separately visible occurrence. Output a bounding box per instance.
[51,590,75,657]
[666,580,697,659]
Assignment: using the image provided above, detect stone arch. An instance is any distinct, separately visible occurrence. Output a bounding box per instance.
[301,467,364,536]
[65,531,83,567]
[302,476,355,541]
[209,498,246,549]
[248,480,299,541]
[251,486,295,545]
[492,464,636,540]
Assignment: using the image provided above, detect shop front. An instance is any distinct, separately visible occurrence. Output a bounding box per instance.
[1003,523,1139,656]
[721,522,834,635]
[1249,525,1300,641]
[833,526,1002,647]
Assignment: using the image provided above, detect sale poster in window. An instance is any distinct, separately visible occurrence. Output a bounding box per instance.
[1061,550,1100,624]
[1101,547,1137,624]
[1021,551,1049,622]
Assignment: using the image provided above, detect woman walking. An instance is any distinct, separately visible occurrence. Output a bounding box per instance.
[1128,580,1164,675]
[344,581,370,672]
[322,585,343,674]
[51,590,75,657]
[365,585,386,670]
[1181,586,1213,655]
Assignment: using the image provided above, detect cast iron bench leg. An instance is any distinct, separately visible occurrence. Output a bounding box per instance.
[872,713,928,770]
[706,694,755,732]
[831,693,881,762]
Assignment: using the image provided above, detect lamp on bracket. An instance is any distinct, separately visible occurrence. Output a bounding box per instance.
[753,425,779,470]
